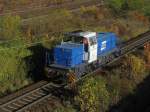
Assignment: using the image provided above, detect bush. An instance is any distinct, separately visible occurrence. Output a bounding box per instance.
[127,0,144,10]
[144,43,150,69]
[107,75,121,105]
[75,76,110,112]
[0,43,32,96]
[123,55,146,83]
[80,6,104,20]
[107,73,135,104]
[107,0,127,13]
[0,15,33,95]
[143,7,150,17]
[107,0,150,17]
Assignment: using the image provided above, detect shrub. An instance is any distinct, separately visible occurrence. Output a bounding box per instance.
[142,4,150,16]
[75,76,110,112]
[80,6,104,20]
[107,0,127,13]
[127,0,144,10]
[124,55,146,83]
[0,44,32,96]
[107,75,121,105]
[144,43,150,69]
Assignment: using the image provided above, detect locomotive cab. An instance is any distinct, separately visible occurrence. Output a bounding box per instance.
[64,31,98,63]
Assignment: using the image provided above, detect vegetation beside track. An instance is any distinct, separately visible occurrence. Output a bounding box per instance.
[0,0,73,12]
[72,52,149,112]
[0,0,149,111]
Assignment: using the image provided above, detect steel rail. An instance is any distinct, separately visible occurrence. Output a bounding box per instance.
[120,31,150,54]
[107,31,150,65]
[0,82,62,112]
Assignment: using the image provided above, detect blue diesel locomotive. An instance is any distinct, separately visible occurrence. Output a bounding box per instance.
[46,30,119,82]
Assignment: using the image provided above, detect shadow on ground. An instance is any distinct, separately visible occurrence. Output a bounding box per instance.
[26,44,48,81]
[109,73,150,112]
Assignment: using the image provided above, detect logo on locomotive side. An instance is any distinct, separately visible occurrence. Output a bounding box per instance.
[101,41,107,51]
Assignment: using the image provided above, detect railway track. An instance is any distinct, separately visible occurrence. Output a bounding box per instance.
[0,30,150,112]
[120,31,150,54]
[107,31,150,65]
[0,81,63,112]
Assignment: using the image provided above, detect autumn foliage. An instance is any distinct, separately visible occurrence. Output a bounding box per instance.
[129,11,150,26]
[144,43,150,68]
[75,76,110,112]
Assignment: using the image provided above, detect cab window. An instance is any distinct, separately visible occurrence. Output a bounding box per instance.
[84,43,88,52]
[64,36,83,44]
[89,36,97,45]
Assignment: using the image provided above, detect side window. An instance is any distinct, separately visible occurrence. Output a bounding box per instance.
[84,44,88,52]
[83,38,88,52]
[101,41,107,51]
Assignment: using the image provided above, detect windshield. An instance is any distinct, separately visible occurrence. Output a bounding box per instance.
[64,36,83,44]
[89,36,97,45]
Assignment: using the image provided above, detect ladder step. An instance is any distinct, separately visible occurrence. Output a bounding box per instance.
[12,102,22,108]
[26,95,37,100]
[1,107,12,112]
[7,104,18,110]
[43,86,52,91]
[17,100,29,105]
[21,98,32,103]
[31,93,42,98]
